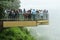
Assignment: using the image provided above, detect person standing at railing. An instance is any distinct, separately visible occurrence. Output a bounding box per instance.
[11,10,15,18]
[43,9,48,20]
[15,10,19,18]
[36,10,40,20]
[4,10,8,18]
[19,9,22,14]
[39,10,44,20]
[4,9,11,19]
[8,10,11,18]
[22,8,26,20]
[23,8,26,14]
[18,9,22,20]
[31,9,36,20]
[27,9,31,20]
[46,10,48,20]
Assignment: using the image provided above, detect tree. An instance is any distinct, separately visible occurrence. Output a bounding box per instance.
[0,5,4,19]
[0,0,21,30]
[0,0,20,9]
[0,27,35,40]
[0,0,20,19]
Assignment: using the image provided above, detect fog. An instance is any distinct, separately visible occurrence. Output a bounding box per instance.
[20,0,60,40]
[28,9,60,40]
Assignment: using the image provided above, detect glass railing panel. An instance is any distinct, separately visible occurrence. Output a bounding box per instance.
[0,13,48,21]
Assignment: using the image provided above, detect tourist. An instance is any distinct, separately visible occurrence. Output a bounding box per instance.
[27,9,31,20]
[36,10,40,20]
[23,8,26,14]
[39,10,44,20]
[43,9,48,20]
[31,9,36,20]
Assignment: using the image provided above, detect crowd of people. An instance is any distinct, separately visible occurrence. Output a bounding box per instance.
[4,9,48,20]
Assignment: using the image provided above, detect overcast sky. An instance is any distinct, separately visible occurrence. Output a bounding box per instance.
[20,0,60,10]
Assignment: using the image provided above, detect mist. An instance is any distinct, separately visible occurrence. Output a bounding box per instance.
[20,0,60,40]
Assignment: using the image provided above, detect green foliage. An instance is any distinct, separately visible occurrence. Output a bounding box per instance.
[0,5,5,19]
[0,27,35,40]
[0,0,20,19]
[0,0,20,9]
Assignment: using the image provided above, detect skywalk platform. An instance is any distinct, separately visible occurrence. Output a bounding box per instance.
[3,20,48,27]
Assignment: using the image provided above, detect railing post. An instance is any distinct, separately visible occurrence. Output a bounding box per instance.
[0,20,3,31]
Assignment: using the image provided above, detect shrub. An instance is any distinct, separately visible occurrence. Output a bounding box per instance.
[0,27,35,40]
